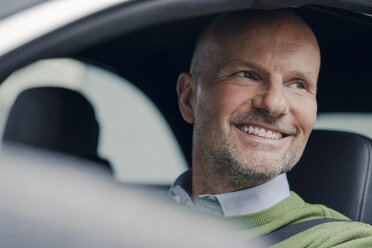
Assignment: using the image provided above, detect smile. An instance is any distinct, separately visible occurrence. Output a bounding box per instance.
[235,124,287,140]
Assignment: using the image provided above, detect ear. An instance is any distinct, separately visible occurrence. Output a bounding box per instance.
[176,72,195,124]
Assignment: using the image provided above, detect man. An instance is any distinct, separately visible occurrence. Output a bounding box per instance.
[170,9,372,247]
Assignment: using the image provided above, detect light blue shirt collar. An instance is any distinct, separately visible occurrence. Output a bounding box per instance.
[169,170,290,216]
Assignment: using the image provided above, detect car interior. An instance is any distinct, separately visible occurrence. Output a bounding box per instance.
[0,58,188,184]
[0,1,372,230]
[74,5,372,166]
[288,130,372,225]
[2,86,113,172]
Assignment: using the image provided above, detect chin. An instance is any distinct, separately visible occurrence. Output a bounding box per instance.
[237,156,292,180]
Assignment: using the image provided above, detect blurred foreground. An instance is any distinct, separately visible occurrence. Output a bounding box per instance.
[0,143,265,248]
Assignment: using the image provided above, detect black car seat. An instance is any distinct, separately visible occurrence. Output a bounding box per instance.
[288,130,372,225]
[2,86,112,172]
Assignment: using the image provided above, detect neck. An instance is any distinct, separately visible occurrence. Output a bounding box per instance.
[191,143,264,201]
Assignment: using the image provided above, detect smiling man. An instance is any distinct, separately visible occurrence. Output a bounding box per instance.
[170,9,372,247]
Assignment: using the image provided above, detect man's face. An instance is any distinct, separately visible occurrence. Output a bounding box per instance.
[190,19,320,185]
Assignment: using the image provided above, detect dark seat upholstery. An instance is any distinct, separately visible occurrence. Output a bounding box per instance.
[288,130,372,225]
[2,86,112,172]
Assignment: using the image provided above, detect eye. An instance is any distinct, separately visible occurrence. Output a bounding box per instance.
[289,80,307,90]
[236,71,258,80]
[294,82,306,89]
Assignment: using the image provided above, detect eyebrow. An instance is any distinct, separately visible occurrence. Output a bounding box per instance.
[217,59,266,75]
[217,58,317,85]
[290,70,316,82]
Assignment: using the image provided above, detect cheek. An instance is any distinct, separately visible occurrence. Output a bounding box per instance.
[217,88,243,109]
[205,85,249,119]
[291,97,317,136]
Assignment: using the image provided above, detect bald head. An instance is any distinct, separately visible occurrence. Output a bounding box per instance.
[176,8,321,194]
[190,9,320,82]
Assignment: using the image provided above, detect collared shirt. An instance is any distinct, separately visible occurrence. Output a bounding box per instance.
[169,170,291,216]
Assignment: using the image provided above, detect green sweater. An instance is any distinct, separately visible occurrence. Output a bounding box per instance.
[226,192,372,247]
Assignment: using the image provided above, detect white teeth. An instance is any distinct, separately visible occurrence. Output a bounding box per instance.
[238,125,283,140]
[266,130,273,139]
[248,126,254,134]
[258,128,266,137]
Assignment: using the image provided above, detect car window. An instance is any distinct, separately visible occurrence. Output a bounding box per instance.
[0,58,187,184]
[315,112,372,139]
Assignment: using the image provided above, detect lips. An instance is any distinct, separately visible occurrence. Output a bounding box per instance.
[235,124,289,140]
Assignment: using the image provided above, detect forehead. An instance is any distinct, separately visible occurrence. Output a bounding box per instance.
[209,10,318,42]
[224,33,319,67]
[214,12,318,54]
[205,11,321,74]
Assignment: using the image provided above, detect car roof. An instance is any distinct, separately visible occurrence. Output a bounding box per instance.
[0,0,371,61]
[0,0,50,20]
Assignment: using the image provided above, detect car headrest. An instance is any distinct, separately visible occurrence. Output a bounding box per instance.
[2,86,112,172]
[288,130,372,225]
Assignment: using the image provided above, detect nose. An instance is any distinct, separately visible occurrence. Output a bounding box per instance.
[252,81,289,117]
